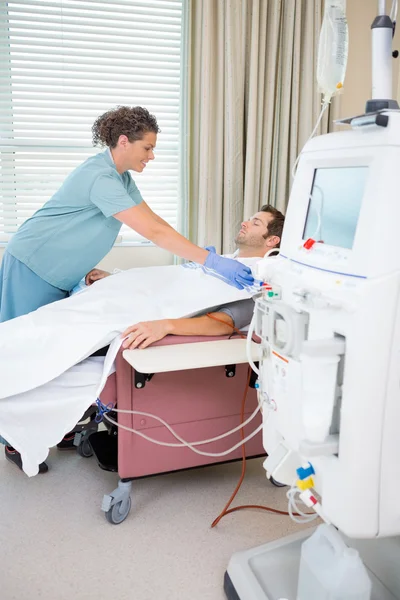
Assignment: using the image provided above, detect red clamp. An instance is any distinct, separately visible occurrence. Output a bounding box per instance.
[303,238,316,250]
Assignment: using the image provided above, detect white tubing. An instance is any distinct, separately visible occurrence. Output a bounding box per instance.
[246,312,259,377]
[104,413,263,457]
[111,404,261,446]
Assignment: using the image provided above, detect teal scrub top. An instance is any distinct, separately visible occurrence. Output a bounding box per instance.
[7,149,143,291]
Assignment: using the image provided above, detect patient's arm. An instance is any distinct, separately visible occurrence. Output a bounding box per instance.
[122,312,234,350]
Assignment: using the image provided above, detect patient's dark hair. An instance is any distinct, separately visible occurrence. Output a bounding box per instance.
[260,204,285,247]
[92,106,160,148]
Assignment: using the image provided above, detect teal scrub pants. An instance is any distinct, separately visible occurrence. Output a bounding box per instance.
[0,250,68,322]
[0,250,69,445]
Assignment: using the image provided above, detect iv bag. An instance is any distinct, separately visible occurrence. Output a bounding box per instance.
[317,0,349,103]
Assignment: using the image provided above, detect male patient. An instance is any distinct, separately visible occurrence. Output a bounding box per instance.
[87,204,285,350]
[4,204,285,472]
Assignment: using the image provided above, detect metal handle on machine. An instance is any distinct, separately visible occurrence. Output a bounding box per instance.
[335,111,390,128]
[351,113,389,128]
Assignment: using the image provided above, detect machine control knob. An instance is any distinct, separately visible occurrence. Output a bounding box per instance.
[303,238,316,250]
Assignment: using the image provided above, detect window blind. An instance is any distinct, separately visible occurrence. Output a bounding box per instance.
[0,0,183,244]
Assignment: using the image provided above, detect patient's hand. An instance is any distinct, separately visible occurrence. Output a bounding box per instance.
[121,320,172,350]
[85,268,111,285]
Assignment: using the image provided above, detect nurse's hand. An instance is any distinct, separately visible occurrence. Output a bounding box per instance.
[121,320,172,350]
[204,252,254,289]
[85,268,111,285]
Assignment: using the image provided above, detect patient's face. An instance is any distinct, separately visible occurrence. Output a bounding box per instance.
[235,211,273,247]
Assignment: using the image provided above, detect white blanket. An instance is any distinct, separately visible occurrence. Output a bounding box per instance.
[0,263,256,476]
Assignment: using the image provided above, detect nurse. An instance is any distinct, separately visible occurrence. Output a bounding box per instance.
[0,105,254,473]
[0,105,253,322]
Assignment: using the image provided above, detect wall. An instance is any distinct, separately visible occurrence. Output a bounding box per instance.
[97,245,173,271]
[0,244,173,272]
[0,245,173,271]
[336,0,400,120]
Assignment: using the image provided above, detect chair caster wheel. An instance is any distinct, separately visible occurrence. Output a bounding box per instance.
[77,437,93,458]
[105,497,132,524]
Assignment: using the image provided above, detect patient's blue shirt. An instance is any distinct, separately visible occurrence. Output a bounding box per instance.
[7,150,142,291]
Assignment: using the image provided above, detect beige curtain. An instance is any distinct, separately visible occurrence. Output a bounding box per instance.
[185,0,338,253]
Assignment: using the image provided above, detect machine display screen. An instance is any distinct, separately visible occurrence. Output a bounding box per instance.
[303,166,368,249]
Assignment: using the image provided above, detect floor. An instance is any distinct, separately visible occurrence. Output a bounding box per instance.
[0,449,312,600]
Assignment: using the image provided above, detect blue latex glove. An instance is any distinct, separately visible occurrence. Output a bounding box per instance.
[204,252,254,290]
[204,245,216,253]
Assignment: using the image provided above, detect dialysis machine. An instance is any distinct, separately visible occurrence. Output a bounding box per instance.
[225,110,400,600]
[225,3,400,599]
[257,118,400,540]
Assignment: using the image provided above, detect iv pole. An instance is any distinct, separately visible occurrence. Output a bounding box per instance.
[365,0,399,112]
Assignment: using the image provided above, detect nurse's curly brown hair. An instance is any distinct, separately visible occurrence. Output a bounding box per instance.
[92,106,160,148]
